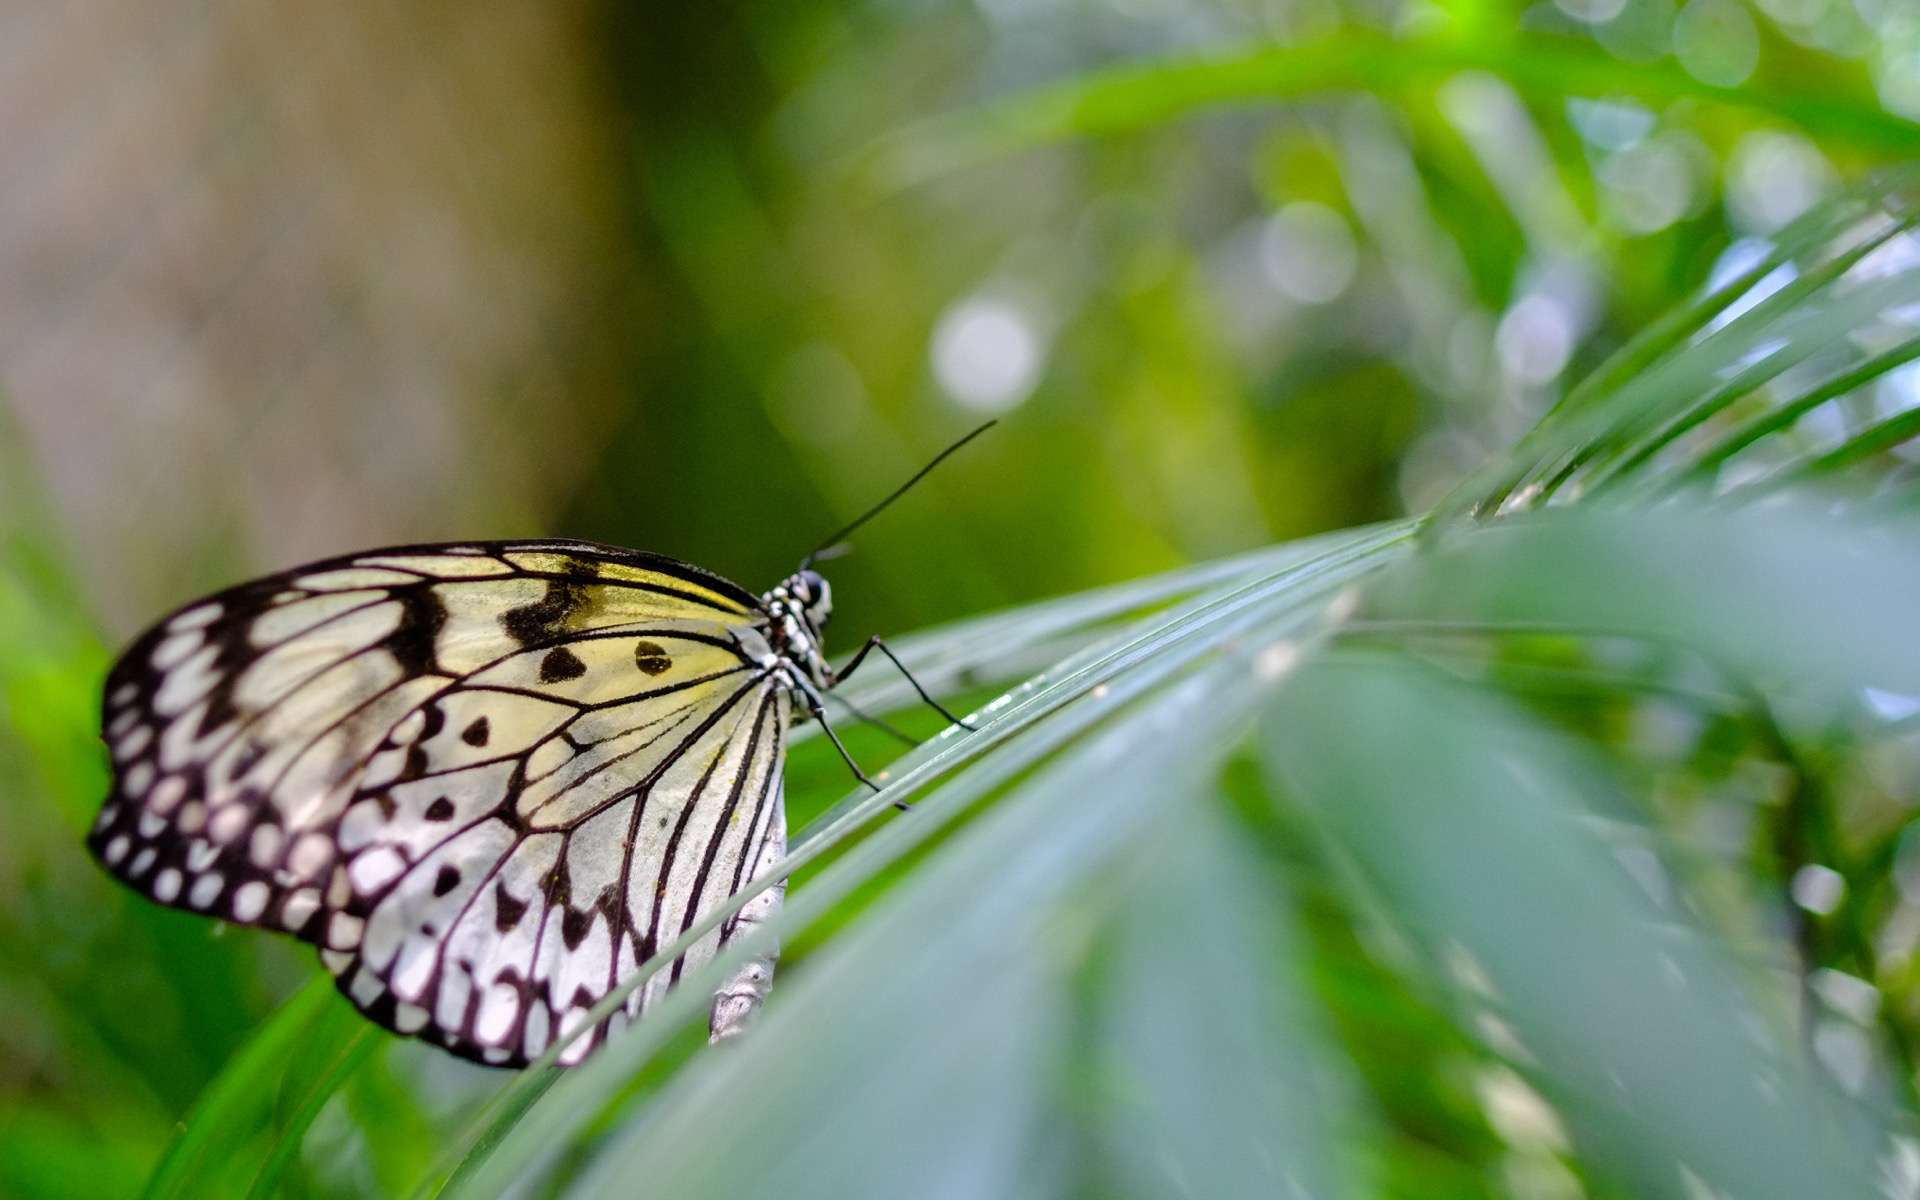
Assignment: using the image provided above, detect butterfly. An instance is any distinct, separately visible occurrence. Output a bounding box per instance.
[85,426,989,1068]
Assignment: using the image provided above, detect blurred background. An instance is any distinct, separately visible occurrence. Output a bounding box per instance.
[3,0,1919,1195]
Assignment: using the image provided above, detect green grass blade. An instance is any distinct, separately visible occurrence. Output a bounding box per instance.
[1519,218,1918,503]
[242,1026,381,1200]
[1789,407,1920,481]
[138,977,339,1200]
[1662,333,1920,492]
[1431,170,1920,517]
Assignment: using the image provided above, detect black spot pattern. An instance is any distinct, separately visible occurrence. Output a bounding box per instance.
[503,578,587,647]
[494,881,529,931]
[562,906,592,949]
[633,640,673,676]
[539,647,586,682]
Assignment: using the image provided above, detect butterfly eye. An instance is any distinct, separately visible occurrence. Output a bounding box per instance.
[795,570,831,622]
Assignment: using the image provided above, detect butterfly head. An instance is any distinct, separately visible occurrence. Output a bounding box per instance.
[762,568,834,689]
[789,568,833,632]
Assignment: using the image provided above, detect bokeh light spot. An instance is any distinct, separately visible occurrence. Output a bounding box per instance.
[1600,134,1702,234]
[1556,0,1629,20]
[1727,131,1835,233]
[931,295,1046,413]
[1258,202,1358,305]
[1495,294,1575,386]
[1674,0,1760,86]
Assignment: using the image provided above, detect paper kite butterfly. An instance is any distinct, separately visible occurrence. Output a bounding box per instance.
[85,426,989,1068]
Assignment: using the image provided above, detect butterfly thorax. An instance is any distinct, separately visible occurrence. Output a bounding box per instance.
[755,568,834,694]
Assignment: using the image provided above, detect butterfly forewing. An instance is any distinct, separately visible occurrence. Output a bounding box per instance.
[89,540,791,1066]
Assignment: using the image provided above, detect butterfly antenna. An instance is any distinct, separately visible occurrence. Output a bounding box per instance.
[800,421,996,568]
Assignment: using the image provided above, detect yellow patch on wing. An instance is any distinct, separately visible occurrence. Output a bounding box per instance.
[501,552,753,617]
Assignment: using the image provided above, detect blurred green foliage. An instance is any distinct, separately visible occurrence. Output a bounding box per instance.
[6,0,1920,1196]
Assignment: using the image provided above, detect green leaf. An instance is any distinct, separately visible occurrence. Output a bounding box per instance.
[1093,802,1366,1199]
[1261,654,1884,1199]
[1370,498,1920,708]
[138,977,344,1200]
[865,35,1920,191]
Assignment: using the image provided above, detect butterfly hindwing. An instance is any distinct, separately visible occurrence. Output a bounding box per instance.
[89,540,791,1066]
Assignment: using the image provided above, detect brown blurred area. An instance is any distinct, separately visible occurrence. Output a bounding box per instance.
[1,3,639,633]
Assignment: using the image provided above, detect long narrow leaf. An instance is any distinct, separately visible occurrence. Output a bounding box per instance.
[1262,655,1882,1198]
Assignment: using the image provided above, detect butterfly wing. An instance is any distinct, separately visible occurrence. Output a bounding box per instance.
[89,540,791,1066]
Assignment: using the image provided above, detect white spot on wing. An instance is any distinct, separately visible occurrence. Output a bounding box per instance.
[152,644,222,716]
[209,805,249,843]
[250,824,283,868]
[152,630,205,671]
[167,603,224,632]
[329,913,365,949]
[288,833,333,879]
[436,968,473,1036]
[350,847,407,895]
[282,888,320,930]
[149,775,186,815]
[231,881,270,921]
[522,1004,550,1057]
[476,981,520,1044]
[189,874,224,909]
[339,800,390,854]
[113,725,152,760]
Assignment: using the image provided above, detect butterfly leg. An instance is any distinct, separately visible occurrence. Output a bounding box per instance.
[825,691,920,748]
[833,636,977,732]
[800,689,913,810]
